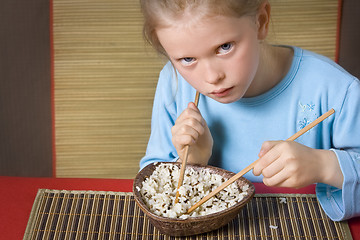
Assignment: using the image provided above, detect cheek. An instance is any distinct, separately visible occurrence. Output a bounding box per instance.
[240,38,260,64]
[175,67,202,89]
[233,43,260,77]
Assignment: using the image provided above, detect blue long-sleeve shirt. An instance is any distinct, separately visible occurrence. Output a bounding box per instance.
[140,46,360,221]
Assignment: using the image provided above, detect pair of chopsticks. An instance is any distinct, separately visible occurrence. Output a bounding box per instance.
[187,108,335,213]
[175,91,201,204]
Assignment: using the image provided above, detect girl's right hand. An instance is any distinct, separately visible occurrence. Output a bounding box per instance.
[171,102,213,166]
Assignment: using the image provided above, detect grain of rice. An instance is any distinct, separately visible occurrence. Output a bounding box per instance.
[270,225,278,229]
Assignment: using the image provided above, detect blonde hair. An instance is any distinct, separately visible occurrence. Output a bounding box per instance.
[140,0,265,57]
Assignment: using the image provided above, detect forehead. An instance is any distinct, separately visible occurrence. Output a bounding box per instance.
[156,15,256,58]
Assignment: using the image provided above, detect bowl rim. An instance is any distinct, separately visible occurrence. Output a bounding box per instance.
[133,161,255,223]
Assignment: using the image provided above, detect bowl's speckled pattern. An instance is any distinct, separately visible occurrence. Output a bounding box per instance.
[133,162,255,236]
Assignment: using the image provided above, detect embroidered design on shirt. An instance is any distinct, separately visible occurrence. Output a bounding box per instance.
[298,118,311,130]
[298,102,317,131]
[355,153,360,164]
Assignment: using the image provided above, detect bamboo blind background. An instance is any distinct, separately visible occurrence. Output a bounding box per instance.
[54,0,338,179]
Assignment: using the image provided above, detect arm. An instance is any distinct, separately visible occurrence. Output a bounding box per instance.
[317,79,360,221]
[140,63,213,169]
[139,63,179,169]
[253,79,360,221]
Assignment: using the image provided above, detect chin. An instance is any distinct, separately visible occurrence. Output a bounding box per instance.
[212,95,241,104]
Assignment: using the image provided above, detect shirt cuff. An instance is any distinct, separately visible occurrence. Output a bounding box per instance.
[316,149,356,221]
[316,183,344,221]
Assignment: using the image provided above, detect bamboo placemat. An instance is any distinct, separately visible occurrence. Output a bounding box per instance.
[24,189,352,240]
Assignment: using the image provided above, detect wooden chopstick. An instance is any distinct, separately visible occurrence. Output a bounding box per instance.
[175,91,201,204]
[187,108,335,213]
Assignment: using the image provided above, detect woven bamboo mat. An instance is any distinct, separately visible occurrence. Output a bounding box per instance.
[24,189,352,240]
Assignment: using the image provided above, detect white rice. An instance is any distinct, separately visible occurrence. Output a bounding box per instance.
[139,163,249,219]
[269,225,278,229]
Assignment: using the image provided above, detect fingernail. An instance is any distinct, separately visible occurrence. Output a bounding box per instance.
[258,150,264,157]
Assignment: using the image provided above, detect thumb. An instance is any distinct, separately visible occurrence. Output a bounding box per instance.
[253,140,281,176]
[188,102,199,111]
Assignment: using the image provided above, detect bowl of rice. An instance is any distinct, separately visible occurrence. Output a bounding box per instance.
[133,162,255,236]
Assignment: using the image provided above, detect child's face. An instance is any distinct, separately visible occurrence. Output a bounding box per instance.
[156,14,263,103]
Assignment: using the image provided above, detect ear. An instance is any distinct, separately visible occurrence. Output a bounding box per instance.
[256,0,271,41]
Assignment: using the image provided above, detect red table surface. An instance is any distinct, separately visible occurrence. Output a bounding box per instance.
[1,176,359,240]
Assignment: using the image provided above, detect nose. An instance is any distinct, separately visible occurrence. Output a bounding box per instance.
[202,60,225,84]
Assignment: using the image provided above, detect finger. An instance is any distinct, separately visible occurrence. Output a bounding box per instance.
[258,140,281,157]
[173,108,202,130]
[188,105,207,129]
[263,169,288,187]
[172,125,200,146]
[177,107,204,128]
[261,158,284,178]
[262,155,303,187]
[188,102,199,110]
[173,116,205,136]
[253,142,281,176]
[265,175,305,189]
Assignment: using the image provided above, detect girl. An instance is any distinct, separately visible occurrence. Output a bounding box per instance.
[139,0,360,221]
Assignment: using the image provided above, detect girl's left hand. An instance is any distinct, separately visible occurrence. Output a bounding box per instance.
[252,141,343,189]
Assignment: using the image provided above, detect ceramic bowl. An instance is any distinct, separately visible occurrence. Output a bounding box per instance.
[133,162,255,236]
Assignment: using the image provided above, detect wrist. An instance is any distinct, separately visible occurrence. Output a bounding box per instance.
[317,149,343,189]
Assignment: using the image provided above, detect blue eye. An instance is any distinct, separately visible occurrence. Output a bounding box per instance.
[217,43,233,55]
[180,57,195,66]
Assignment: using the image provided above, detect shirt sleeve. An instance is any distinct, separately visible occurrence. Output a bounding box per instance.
[316,78,360,221]
[139,63,179,169]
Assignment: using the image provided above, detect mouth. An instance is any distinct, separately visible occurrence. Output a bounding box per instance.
[210,87,233,97]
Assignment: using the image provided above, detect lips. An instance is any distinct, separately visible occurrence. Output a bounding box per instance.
[210,87,233,97]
